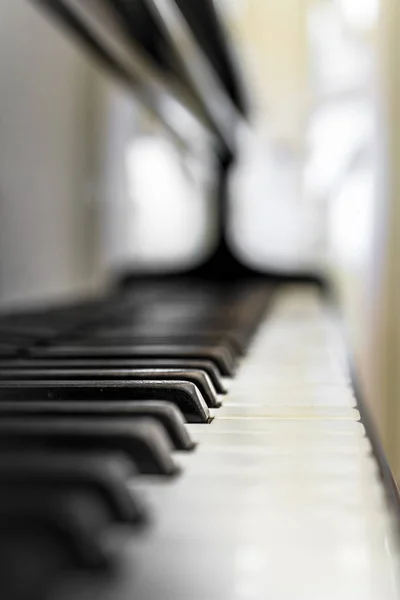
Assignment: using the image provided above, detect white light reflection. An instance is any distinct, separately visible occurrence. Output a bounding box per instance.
[125,137,206,266]
[337,0,379,30]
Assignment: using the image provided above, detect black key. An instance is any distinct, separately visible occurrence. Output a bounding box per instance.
[80,324,246,344]
[0,368,220,408]
[0,358,227,393]
[0,418,178,475]
[0,488,111,570]
[0,343,19,358]
[0,401,194,450]
[0,324,58,340]
[63,333,241,357]
[28,344,236,376]
[0,380,211,423]
[0,453,145,524]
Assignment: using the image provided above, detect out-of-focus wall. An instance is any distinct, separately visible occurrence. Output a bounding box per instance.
[226,0,309,146]
[357,0,400,478]
[302,0,400,479]
[0,1,105,310]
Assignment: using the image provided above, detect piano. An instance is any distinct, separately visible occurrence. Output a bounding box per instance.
[0,1,399,599]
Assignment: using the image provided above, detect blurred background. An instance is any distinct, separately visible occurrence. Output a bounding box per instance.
[1,0,400,477]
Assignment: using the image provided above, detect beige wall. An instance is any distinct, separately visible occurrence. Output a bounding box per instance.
[229,0,309,145]
[320,0,400,479]
[361,0,400,477]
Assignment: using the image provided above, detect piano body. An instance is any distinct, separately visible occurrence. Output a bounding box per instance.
[0,1,399,599]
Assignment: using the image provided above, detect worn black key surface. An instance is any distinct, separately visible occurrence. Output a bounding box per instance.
[0,368,220,408]
[0,418,178,475]
[0,380,211,423]
[0,358,227,393]
[0,453,145,524]
[0,401,194,450]
[28,344,236,376]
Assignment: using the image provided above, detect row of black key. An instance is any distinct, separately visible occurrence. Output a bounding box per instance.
[0,280,272,598]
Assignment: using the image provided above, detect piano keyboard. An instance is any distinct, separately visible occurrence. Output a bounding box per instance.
[0,283,399,599]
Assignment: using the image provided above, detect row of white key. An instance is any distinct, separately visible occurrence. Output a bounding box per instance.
[124,287,400,600]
